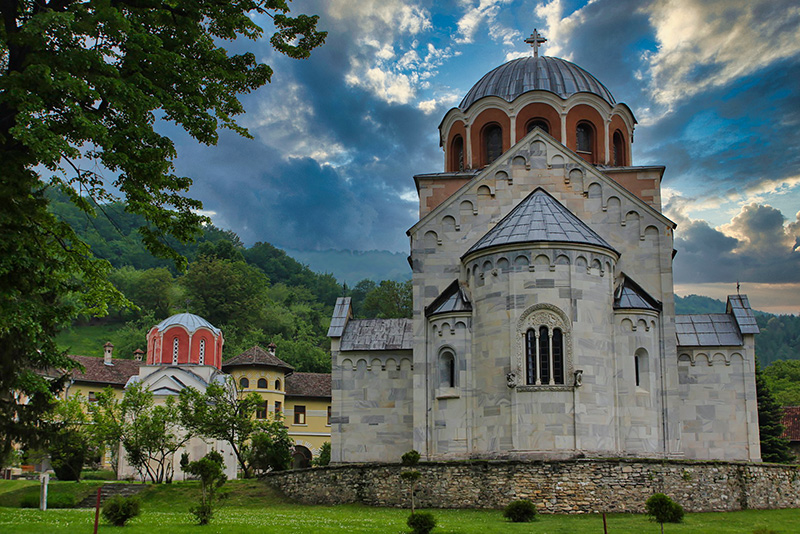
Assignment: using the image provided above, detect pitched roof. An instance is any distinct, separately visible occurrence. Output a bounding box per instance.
[340,319,413,351]
[465,188,616,257]
[675,314,742,347]
[221,346,294,372]
[425,280,472,317]
[327,297,352,338]
[68,355,141,386]
[154,313,221,335]
[727,294,760,334]
[782,406,800,442]
[614,274,661,311]
[285,372,331,398]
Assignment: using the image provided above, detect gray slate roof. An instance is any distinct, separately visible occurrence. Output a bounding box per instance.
[426,280,472,317]
[154,313,221,335]
[465,188,615,257]
[327,297,352,338]
[727,295,760,334]
[340,319,413,352]
[675,314,742,347]
[222,345,294,371]
[614,275,661,311]
[460,56,616,111]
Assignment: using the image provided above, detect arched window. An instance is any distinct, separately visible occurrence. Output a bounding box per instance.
[172,337,179,365]
[613,130,625,166]
[526,118,549,134]
[451,135,465,172]
[576,122,594,154]
[257,378,268,389]
[439,350,456,388]
[483,124,502,166]
[635,348,649,390]
[275,379,281,391]
[525,326,566,385]
[239,377,249,390]
[199,339,205,365]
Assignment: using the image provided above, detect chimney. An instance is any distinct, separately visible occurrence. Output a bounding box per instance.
[133,349,144,362]
[103,342,114,366]
[267,342,277,357]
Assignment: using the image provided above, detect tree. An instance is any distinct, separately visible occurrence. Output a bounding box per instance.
[181,450,227,525]
[313,442,331,467]
[248,420,293,474]
[179,378,263,477]
[47,395,94,481]
[763,360,800,407]
[756,363,795,463]
[0,0,325,460]
[362,280,412,319]
[645,493,684,534]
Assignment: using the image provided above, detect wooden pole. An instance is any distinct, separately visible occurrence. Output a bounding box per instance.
[93,487,101,534]
[602,512,608,534]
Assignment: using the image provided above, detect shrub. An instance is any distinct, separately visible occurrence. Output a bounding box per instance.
[313,442,331,467]
[82,470,117,481]
[401,450,421,466]
[407,511,436,534]
[102,495,141,526]
[645,493,684,529]
[503,499,537,522]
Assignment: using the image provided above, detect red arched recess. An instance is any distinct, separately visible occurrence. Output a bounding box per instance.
[566,104,605,164]
[159,327,190,365]
[446,121,467,172]
[470,108,510,168]
[516,102,561,142]
[609,114,631,166]
[190,330,218,367]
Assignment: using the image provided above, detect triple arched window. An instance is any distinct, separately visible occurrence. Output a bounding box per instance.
[525,326,565,385]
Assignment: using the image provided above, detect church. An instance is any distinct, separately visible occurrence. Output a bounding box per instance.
[327,32,762,464]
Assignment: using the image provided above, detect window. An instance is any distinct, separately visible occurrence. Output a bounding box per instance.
[634,354,640,387]
[274,401,282,418]
[525,325,566,385]
[483,124,502,165]
[613,130,625,166]
[526,119,549,134]
[576,122,593,153]
[274,379,281,391]
[257,378,268,389]
[256,401,268,419]
[451,135,465,171]
[239,377,249,390]
[199,339,205,365]
[172,337,179,364]
[635,348,649,390]
[294,405,306,425]
[327,406,331,426]
[439,350,456,387]
[88,391,97,403]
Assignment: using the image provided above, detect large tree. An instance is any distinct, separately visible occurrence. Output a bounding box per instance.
[755,364,795,463]
[0,1,324,460]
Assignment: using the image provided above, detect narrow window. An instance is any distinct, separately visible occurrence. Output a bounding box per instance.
[199,339,205,365]
[274,379,281,391]
[525,329,536,385]
[239,377,249,390]
[439,351,456,387]
[538,326,550,384]
[327,406,331,426]
[294,405,306,425]
[88,391,97,403]
[483,124,503,165]
[634,354,641,387]
[256,401,267,419]
[451,135,465,171]
[552,328,564,385]
[172,337,179,364]
[613,130,625,166]
[274,401,282,418]
[576,123,593,153]
[526,119,549,134]
[257,378,268,389]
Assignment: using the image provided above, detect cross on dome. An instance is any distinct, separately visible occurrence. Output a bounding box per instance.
[525,28,547,57]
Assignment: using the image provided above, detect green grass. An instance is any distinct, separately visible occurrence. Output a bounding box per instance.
[56,323,126,358]
[0,480,105,509]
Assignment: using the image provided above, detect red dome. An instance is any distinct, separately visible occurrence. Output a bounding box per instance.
[146,313,224,369]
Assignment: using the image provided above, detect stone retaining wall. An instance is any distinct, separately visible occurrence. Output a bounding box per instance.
[263,459,800,513]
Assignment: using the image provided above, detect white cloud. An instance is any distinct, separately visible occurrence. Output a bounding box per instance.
[534,0,598,59]
[641,0,800,109]
[455,0,516,45]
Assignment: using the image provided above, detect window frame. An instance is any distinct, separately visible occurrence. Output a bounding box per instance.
[257,377,268,389]
[526,118,550,135]
[294,405,306,425]
[482,123,503,166]
[576,121,595,155]
[239,377,249,390]
[516,304,573,391]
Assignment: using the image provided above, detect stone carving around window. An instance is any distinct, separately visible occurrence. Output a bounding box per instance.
[515,303,574,391]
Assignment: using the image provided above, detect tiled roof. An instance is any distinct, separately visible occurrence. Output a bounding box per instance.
[425,280,472,317]
[614,275,661,311]
[465,188,616,257]
[340,319,413,351]
[154,313,221,335]
[782,407,800,441]
[221,346,294,371]
[68,355,141,386]
[675,314,742,347]
[727,295,760,334]
[286,372,331,398]
[327,297,352,338]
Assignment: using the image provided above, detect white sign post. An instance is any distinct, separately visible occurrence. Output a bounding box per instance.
[39,473,49,511]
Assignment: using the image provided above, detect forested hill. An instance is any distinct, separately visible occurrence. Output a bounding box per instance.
[676,295,800,366]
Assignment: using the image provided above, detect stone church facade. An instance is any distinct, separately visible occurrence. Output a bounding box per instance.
[328,48,761,464]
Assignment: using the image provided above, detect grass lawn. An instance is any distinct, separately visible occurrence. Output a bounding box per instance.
[56,323,127,358]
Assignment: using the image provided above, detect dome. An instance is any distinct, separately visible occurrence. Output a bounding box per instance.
[459,56,616,111]
[154,313,221,335]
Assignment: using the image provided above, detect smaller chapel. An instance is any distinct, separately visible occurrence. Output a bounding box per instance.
[328,32,761,464]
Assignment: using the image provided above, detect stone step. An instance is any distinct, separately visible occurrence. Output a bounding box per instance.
[77,484,149,508]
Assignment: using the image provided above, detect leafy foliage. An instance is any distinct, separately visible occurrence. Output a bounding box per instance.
[181,450,227,526]
[102,495,141,527]
[645,493,684,529]
[46,395,94,482]
[407,511,437,534]
[756,364,795,463]
[248,421,293,474]
[401,449,421,466]
[363,280,412,319]
[763,360,800,406]
[400,470,422,514]
[503,499,537,522]
[313,442,331,467]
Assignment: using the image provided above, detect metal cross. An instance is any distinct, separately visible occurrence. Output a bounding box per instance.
[525,29,547,57]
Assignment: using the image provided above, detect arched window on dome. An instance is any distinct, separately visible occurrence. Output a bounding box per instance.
[525,326,565,385]
[257,378,268,389]
[172,337,179,365]
[275,379,281,391]
[199,339,205,365]
[613,130,626,166]
[526,118,550,135]
[239,377,249,390]
[450,135,465,172]
[576,122,594,158]
[482,123,503,166]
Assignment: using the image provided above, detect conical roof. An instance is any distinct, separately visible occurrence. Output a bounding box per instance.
[221,345,294,372]
[465,188,616,257]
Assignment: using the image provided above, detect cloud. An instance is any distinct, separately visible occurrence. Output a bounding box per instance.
[455,0,516,45]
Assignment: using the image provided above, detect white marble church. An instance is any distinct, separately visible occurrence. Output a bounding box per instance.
[328,32,761,464]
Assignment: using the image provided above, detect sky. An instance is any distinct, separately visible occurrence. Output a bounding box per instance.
[166,0,800,314]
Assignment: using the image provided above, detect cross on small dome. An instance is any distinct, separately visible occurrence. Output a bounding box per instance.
[525,29,547,57]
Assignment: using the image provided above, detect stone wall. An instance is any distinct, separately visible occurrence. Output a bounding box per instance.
[263,459,800,514]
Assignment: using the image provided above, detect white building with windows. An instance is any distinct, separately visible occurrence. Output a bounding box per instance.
[327,42,761,464]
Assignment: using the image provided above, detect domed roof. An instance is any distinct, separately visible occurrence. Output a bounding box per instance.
[154,313,221,335]
[459,56,615,111]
